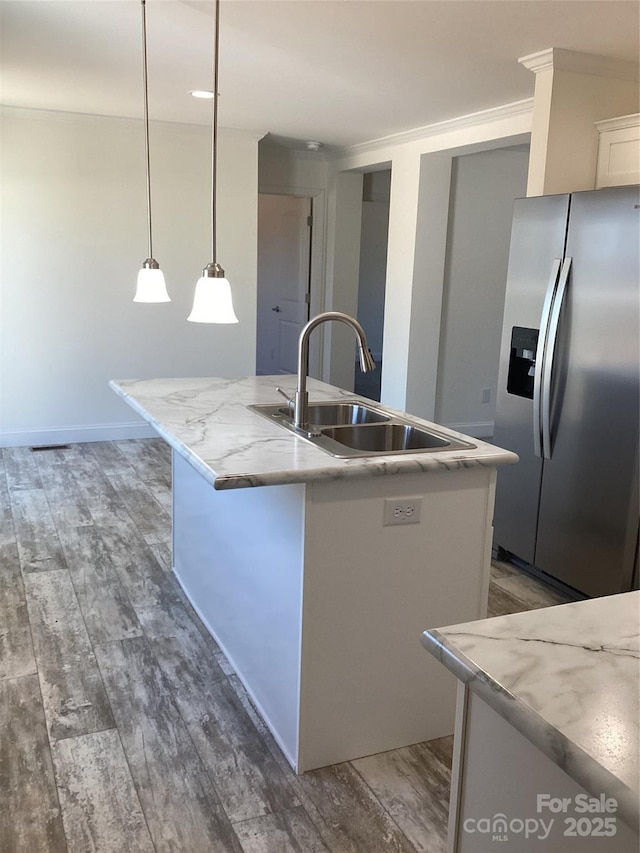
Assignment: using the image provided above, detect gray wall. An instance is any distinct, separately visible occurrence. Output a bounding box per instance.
[435,146,529,435]
[356,171,391,359]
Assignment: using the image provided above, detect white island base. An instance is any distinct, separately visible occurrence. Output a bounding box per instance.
[172,450,496,772]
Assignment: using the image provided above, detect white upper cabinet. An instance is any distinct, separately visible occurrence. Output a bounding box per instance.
[595,114,640,188]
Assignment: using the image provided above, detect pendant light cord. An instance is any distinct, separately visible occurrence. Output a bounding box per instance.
[141,0,153,260]
[211,0,220,264]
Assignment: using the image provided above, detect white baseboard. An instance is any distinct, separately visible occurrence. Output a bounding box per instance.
[0,421,157,449]
[443,421,494,440]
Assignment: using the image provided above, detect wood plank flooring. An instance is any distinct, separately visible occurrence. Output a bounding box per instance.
[0,439,571,853]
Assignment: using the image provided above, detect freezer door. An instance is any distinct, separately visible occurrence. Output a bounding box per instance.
[535,186,640,597]
[493,193,570,562]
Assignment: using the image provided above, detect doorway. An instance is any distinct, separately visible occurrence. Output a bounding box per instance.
[354,170,390,400]
[256,194,312,376]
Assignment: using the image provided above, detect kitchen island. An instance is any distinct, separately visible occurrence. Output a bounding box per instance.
[422,591,640,852]
[111,375,517,772]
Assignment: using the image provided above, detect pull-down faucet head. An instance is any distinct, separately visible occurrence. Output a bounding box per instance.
[358,340,376,374]
[294,311,376,432]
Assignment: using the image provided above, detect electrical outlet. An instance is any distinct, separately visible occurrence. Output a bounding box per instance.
[383,497,422,526]
[481,388,491,404]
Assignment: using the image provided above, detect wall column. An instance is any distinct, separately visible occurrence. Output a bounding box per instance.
[405,154,453,420]
[381,150,452,420]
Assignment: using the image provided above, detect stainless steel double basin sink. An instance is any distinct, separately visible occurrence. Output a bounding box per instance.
[248,400,476,458]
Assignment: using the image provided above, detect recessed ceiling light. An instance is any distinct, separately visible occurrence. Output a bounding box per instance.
[189,89,215,99]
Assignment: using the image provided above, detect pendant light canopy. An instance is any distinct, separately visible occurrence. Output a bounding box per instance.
[188,0,238,323]
[133,0,170,303]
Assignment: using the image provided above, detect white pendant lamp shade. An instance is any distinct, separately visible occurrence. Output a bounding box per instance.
[188,265,238,323]
[190,0,239,324]
[134,0,170,304]
[134,263,170,303]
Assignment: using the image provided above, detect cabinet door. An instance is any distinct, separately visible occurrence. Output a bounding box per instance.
[595,117,640,188]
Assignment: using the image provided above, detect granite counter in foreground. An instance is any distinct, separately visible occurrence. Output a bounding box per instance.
[422,591,639,848]
[109,375,517,490]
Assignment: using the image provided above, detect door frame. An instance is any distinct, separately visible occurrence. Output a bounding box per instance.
[258,184,327,380]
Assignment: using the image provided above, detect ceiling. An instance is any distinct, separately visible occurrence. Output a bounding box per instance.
[1,0,638,149]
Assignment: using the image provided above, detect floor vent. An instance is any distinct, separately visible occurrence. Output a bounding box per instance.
[30,444,71,452]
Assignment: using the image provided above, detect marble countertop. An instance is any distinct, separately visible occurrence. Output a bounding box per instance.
[110,375,517,491]
[422,591,640,830]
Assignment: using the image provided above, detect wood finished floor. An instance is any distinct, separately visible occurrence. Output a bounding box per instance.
[0,439,572,853]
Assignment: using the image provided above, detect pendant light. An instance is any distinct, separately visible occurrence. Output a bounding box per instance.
[133,0,170,303]
[188,0,238,323]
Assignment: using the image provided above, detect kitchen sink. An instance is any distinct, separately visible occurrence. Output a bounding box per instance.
[249,400,389,428]
[259,401,390,426]
[321,423,451,452]
[249,399,476,457]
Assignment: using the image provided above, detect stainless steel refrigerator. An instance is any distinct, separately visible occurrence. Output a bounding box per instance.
[493,186,639,598]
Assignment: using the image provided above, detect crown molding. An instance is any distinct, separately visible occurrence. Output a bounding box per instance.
[519,48,640,82]
[332,98,533,159]
[595,113,640,133]
[519,49,555,74]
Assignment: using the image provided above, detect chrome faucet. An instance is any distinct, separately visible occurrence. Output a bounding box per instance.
[292,311,376,432]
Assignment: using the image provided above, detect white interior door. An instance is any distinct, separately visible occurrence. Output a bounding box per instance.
[256,194,311,375]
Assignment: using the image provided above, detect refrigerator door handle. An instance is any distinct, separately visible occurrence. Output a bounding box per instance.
[541,257,572,459]
[533,258,562,458]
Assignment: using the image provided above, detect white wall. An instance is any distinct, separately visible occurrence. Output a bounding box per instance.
[0,108,261,446]
[435,146,529,436]
[404,153,453,420]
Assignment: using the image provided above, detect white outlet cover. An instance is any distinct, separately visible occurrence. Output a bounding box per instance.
[383,497,422,526]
